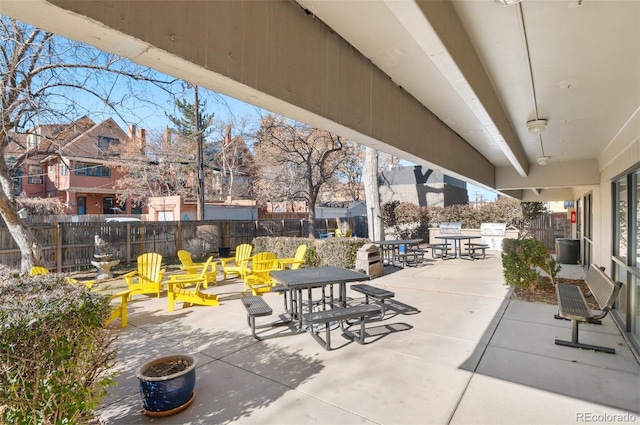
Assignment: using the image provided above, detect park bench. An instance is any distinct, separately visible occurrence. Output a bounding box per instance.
[351,283,395,320]
[304,304,382,350]
[554,264,623,354]
[464,243,490,260]
[241,296,273,340]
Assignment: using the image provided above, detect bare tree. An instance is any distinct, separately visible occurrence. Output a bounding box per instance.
[333,141,365,201]
[0,17,177,273]
[254,114,346,237]
[112,129,196,206]
[209,117,256,201]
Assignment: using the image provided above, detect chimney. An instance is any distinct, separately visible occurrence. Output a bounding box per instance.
[127,124,137,140]
[137,128,146,153]
[224,126,231,145]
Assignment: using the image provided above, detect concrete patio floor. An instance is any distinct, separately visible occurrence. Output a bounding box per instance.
[99,252,640,424]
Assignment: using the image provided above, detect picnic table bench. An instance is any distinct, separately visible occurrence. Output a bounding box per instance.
[351,283,395,320]
[241,296,273,340]
[554,264,623,354]
[464,243,490,260]
[427,243,450,259]
[393,249,425,267]
[304,304,382,350]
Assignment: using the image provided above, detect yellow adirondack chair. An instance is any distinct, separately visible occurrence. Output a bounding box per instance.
[167,256,220,311]
[29,266,50,276]
[177,250,217,288]
[105,289,133,328]
[220,243,252,280]
[244,252,279,295]
[334,228,353,237]
[277,245,307,270]
[123,253,165,298]
[29,267,130,328]
[29,266,95,289]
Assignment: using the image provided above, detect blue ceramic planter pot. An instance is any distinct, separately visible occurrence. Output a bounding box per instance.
[136,354,198,415]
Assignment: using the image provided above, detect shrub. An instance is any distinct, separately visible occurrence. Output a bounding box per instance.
[502,238,561,289]
[314,237,368,268]
[251,236,368,268]
[0,266,117,424]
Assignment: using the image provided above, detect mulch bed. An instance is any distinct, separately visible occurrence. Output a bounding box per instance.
[510,276,598,309]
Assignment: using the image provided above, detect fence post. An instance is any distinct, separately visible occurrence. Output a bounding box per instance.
[55,222,62,272]
[126,223,132,263]
[221,220,230,249]
[177,221,182,252]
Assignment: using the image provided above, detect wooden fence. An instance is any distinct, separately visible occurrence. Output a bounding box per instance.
[0,217,367,272]
[530,213,571,250]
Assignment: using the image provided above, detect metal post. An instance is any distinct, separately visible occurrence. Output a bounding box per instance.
[194,86,205,221]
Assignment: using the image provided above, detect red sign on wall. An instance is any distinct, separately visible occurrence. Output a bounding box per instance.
[570,210,577,223]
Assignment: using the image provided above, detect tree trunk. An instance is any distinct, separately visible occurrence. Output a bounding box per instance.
[363,146,383,241]
[0,175,41,274]
[308,189,318,238]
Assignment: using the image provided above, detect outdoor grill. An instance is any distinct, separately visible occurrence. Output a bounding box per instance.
[355,244,383,278]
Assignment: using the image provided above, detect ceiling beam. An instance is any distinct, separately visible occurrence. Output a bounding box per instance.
[411,1,529,177]
[496,160,599,190]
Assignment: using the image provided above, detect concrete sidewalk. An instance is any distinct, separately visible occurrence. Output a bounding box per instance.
[99,253,640,424]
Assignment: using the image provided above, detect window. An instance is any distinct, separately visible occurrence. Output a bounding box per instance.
[74,163,111,177]
[612,168,640,352]
[27,134,37,150]
[103,197,115,215]
[60,162,68,176]
[28,166,42,184]
[131,201,143,214]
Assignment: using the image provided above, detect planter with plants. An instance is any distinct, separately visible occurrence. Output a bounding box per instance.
[136,353,198,417]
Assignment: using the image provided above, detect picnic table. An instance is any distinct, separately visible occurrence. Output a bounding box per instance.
[269,267,380,349]
[371,239,423,267]
[434,235,482,259]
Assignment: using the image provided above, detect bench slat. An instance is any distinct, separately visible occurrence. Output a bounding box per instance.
[304,304,381,324]
[304,304,382,350]
[241,296,273,317]
[351,283,395,299]
[555,284,592,320]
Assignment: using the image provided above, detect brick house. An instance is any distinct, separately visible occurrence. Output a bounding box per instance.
[12,117,146,216]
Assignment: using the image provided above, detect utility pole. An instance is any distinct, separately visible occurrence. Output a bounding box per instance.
[194,86,205,220]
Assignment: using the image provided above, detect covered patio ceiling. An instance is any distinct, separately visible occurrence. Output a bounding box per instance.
[1,0,638,200]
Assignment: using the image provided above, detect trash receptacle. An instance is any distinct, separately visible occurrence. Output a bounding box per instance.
[555,238,580,264]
